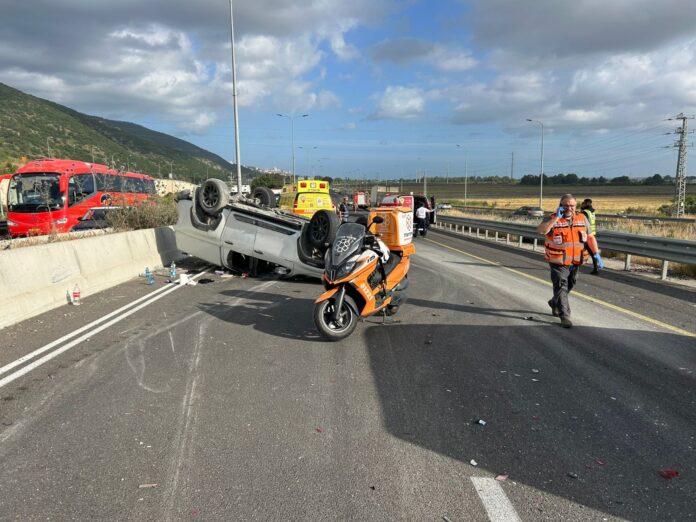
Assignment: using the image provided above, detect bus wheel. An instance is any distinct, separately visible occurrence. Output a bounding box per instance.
[251,186,276,208]
[308,210,339,249]
[198,179,229,216]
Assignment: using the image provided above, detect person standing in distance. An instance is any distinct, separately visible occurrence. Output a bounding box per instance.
[580,198,599,274]
[536,194,603,328]
[338,196,350,223]
[415,203,434,237]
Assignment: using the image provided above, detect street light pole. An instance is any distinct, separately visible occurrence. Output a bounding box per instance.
[277,113,309,184]
[456,144,468,208]
[229,0,243,195]
[526,118,544,209]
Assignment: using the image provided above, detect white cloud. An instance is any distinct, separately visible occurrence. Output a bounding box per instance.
[0,0,395,131]
[370,86,425,120]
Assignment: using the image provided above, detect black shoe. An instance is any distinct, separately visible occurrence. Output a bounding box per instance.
[590,269,599,275]
[560,316,573,328]
[548,299,559,317]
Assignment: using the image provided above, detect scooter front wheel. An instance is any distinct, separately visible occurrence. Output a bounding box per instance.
[314,295,359,341]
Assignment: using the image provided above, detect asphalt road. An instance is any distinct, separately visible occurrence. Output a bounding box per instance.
[0,231,694,521]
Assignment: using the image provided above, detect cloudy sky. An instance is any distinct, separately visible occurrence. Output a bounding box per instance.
[2,0,695,180]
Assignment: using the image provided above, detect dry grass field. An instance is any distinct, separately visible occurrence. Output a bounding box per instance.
[463,196,673,215]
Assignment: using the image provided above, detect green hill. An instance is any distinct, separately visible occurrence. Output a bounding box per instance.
[0,82,260,181]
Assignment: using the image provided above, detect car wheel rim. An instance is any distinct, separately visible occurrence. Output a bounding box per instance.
[203,186,219,208]
[311,214,328,242]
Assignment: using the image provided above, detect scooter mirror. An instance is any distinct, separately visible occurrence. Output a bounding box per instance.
[372,216,384,224]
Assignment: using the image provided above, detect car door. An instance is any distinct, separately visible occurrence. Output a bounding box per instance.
[251,216,300,267]
[221,210,257,259]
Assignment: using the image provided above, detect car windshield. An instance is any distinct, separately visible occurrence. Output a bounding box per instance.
[8,173,64,213]
[330,222,365,267]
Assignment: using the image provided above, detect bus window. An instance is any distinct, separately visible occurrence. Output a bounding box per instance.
[132,178,145,193]
[144,179,156,194]
[8,173,63,212]
[68,173,95,206]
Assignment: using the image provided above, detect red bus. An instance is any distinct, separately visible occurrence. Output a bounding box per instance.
[6,158,156,237]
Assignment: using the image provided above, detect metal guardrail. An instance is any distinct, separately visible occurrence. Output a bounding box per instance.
[435,215,696,280]
[451,205,696,224]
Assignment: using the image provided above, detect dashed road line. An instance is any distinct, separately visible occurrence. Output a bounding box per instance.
[471,477,522,522]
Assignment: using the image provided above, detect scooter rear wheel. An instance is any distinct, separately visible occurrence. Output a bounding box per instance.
[314,295,359,341]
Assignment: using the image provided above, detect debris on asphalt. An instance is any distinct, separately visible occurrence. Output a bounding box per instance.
[215,270,225,275]
[178,274,197,286]
[443,516,453,522]
[470,459,478,466]
[477,419,487,426]
[659,469,679,479]
[314,427,324,433]
[595,458,606,466]
[138,483,158,489]
[567,472,578,479]
[531,369,540,374]
[495,474,508,481]
[241,272,249,278]
[369,486,376,490]
[198,278,214,284]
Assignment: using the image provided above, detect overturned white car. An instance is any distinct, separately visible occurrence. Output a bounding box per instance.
[174,179,340,278]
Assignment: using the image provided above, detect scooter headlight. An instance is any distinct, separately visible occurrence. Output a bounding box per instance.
[329,261,355,281]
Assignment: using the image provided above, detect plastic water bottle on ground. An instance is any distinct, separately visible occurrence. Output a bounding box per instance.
[72,284,81,305]
[145,267,155,285]
[169,261,177,278]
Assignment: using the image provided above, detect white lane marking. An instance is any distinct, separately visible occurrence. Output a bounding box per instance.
[0,281,175,378]
[0,272,209,390]
[471,477,522,522]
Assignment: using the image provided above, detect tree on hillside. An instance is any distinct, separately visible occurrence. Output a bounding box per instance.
[251,173,285,190]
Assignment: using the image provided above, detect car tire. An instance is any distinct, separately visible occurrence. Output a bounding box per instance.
[308,209,339,249]
[198,178,229,216]
[251,186,277,207]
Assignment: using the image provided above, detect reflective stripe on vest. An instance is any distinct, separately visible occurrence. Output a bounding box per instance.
[544,212,590,266]
[582,209,596,235]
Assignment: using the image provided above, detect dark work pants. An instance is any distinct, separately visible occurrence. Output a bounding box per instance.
[549,263,580,318]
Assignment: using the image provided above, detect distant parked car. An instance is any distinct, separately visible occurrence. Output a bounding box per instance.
[437,203,453,210]
[71,207,123,231]
[510,206,544,218]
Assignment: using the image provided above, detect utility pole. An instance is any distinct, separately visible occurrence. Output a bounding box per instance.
[668,112,694,217]
[510,152,514,180]
[229,0,243,195]
[47,138,51,158]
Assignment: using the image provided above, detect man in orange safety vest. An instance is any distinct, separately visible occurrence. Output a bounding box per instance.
[536,194,603,328]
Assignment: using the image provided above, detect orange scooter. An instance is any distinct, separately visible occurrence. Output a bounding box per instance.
[314,215,415,340]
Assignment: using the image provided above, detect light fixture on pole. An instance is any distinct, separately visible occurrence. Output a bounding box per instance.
[229,0,243,195]
[526,118,544,209]
[277,113,309,184]
[456,144,468,208]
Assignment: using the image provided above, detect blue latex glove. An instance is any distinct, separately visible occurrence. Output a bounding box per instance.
[556,207,565,218]
[593,253,604,269]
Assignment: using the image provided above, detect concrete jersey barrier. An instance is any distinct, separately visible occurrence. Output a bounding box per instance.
[0,227,180,330]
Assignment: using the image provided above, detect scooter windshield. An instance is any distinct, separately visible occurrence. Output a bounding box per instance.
[330,222,365,267]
